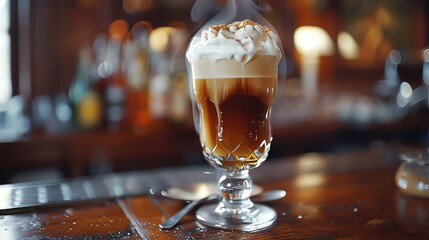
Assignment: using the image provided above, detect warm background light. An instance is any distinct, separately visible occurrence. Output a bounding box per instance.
[109,19,129,41]
[1,0,428,187]
[149,27,175,53]
[337,31,359,60]
[294,26,334,57]
[294,26,334,101]
[123,0,153,14]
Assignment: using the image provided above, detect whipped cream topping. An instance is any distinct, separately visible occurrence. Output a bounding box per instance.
[186,19,282,63]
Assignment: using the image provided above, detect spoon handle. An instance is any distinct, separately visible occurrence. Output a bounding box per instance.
[159,194,219,230]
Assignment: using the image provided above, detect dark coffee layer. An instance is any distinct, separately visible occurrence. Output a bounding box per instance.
[193,77,277,169]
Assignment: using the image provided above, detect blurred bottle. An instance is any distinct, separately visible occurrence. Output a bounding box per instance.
[169,71,189,124]
[423,49,429,108]
[32,95,54,131]
[0,96,30,141]
[167,24,190,124]
[53,93,73,132]
[104,39,127,132]
[32,94,72,134]
[69,48,103,130]
[149,53,170,120]
[124,33,152,133]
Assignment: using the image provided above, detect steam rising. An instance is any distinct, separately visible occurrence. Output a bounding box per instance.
[187,0,287,133]
[188,0,286,87]
[191,0,274,37]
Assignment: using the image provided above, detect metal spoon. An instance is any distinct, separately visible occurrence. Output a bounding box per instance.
[161,189,286,203]
[159,194,221,230]
[250,189,287,202]
[158,189,286,230]
[160,184,263,202]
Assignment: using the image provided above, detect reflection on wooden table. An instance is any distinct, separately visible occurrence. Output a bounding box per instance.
[0,143,428,239]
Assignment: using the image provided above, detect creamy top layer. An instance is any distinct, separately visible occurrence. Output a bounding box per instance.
[190,55,278,79]
[186,19,282,64]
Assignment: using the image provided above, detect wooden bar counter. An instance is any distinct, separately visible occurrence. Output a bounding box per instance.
[0,143,428,239]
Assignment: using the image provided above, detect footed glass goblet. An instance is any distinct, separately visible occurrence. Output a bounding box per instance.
[188,55,279,231]
[185,17,283,231]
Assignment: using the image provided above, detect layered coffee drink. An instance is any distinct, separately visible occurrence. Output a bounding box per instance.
[186,20,282,170]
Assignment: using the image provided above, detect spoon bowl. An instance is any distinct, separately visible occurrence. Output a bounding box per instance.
[161,182,263,202]
[161,188,286,203]
[251,189,287,202]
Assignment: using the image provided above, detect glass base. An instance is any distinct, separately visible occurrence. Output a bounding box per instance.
[196,203,277,231]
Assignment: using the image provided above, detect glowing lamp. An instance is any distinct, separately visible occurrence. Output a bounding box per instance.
[294,26,334,101]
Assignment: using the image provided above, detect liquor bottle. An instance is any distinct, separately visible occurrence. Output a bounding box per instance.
[149,53,170,121]
[104,39,127,132]
[69,48,102,130]
[124,35,151,133]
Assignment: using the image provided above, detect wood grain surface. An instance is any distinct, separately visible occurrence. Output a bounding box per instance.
[1,144,428,239]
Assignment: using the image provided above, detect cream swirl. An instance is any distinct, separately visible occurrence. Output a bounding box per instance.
[186,19,282,63]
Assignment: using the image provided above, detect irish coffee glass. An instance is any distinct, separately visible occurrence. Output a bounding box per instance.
[187,58,279,231]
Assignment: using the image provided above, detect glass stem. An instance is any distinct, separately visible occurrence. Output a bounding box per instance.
[216,169,254,217]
